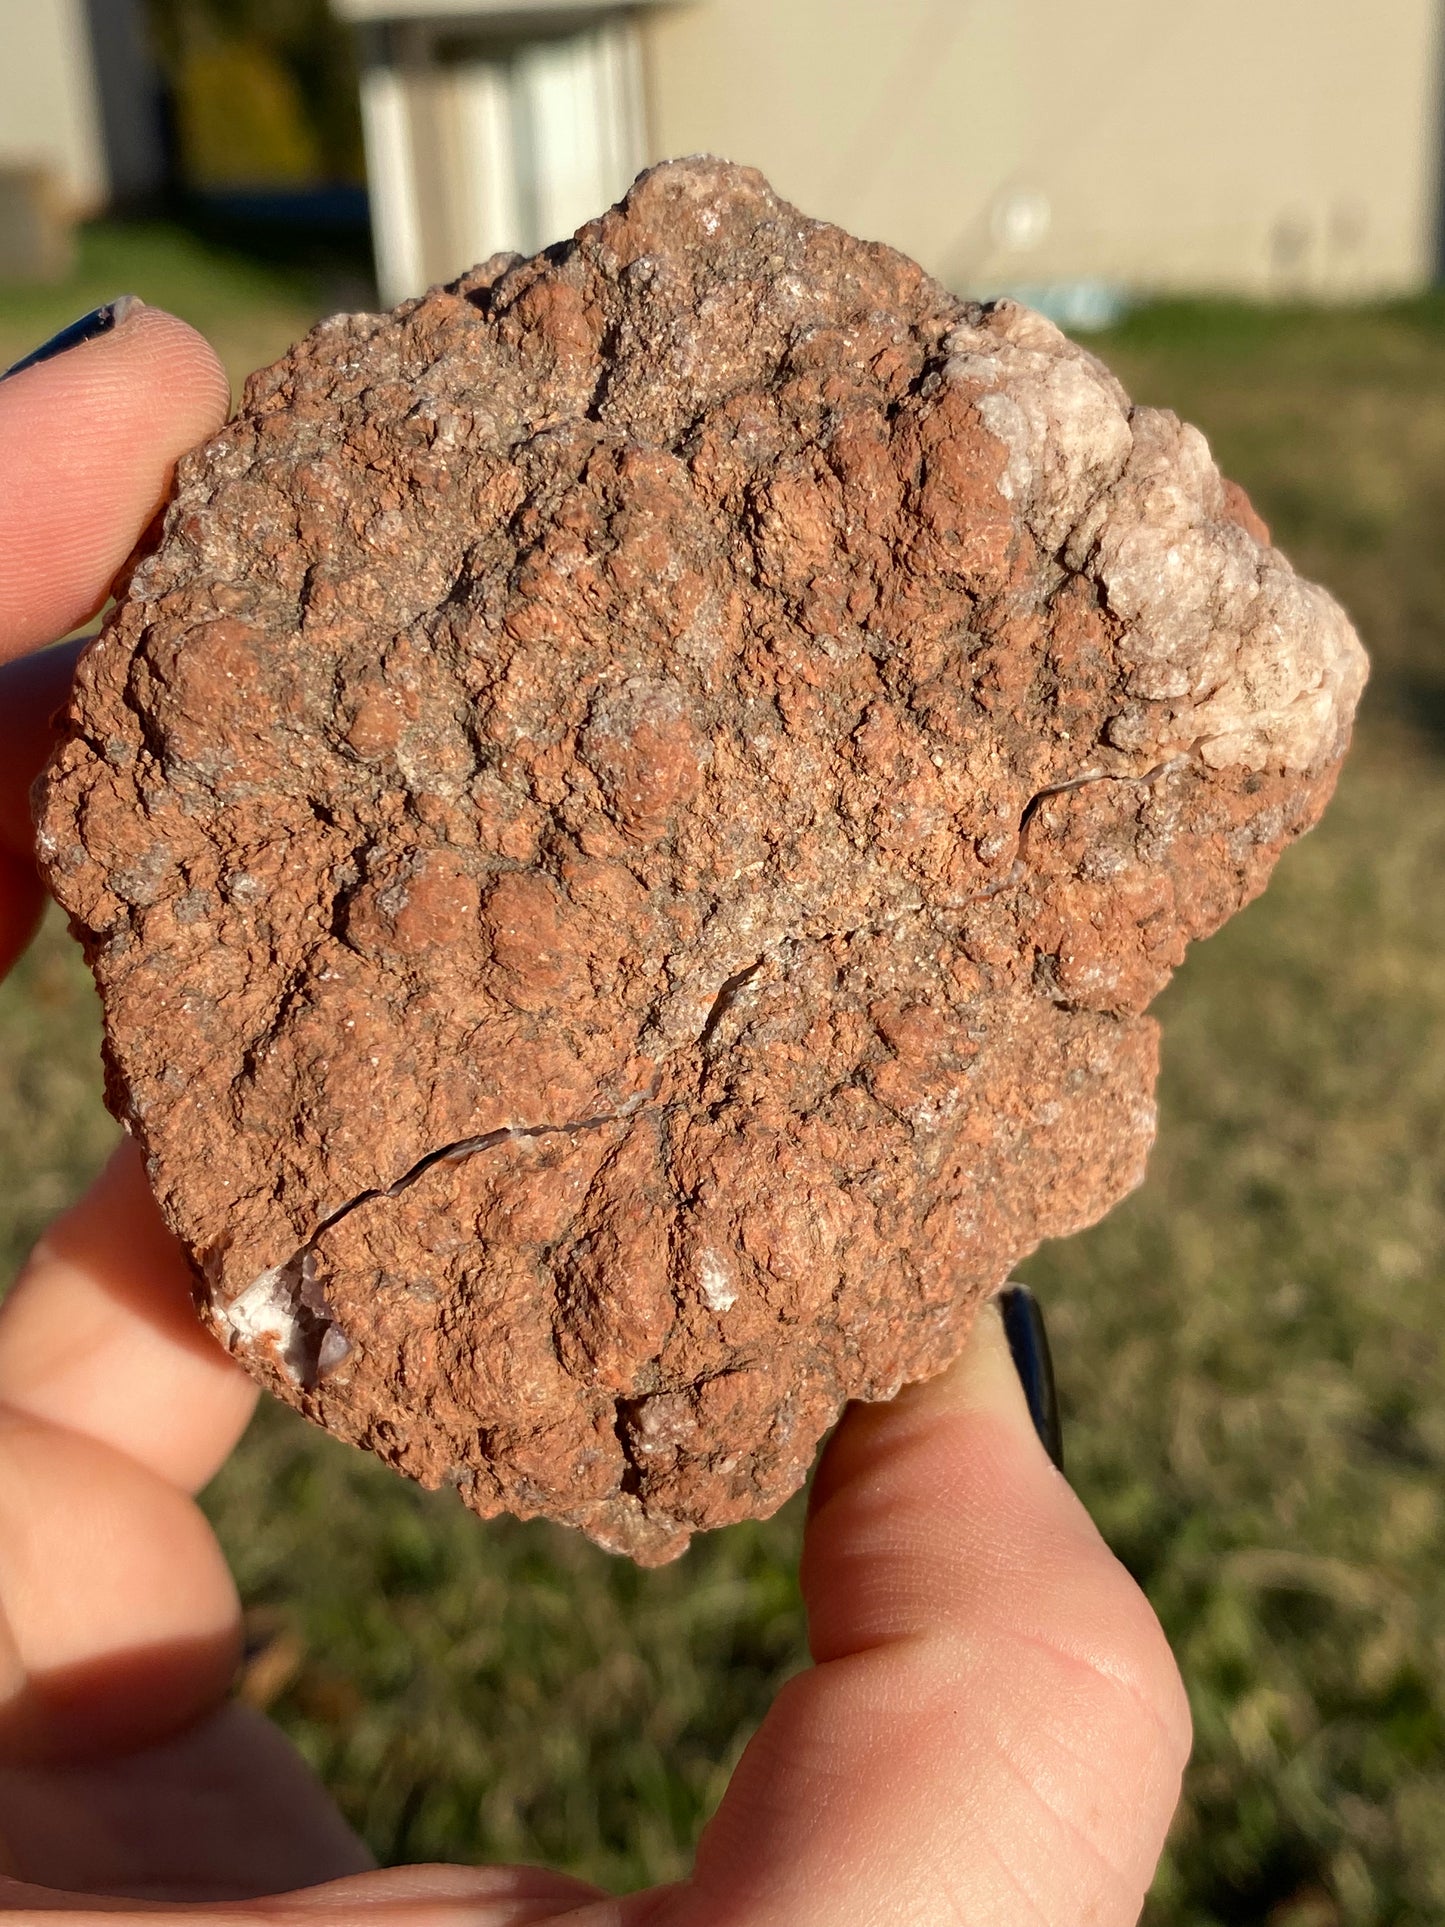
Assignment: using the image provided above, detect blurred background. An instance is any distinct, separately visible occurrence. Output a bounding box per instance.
[2,3,1445,1923]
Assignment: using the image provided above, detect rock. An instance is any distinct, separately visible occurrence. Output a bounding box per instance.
[36,159,1366,1562]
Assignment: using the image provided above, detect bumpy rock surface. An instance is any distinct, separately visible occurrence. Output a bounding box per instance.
[37,160,1365,1560]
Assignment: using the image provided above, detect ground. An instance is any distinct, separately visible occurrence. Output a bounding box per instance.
[2,226,1444,1926]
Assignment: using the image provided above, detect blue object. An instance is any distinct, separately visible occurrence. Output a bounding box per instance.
[2,294,142,381]
[998,1282,1065,1472]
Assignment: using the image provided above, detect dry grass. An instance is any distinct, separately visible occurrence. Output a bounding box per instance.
[3,232,1444,1922]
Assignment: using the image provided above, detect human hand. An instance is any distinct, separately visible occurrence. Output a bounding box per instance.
[0,304,1190,1925]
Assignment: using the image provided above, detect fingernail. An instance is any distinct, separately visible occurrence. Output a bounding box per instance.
[998,1283,1064,1473]
[2,295,143,381]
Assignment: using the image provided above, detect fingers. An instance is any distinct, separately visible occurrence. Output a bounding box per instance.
[0,306,262,1790]
[0,303,227,971]
[678,1305,1192,1927]
[0,1407,241,1764]
[0,314,249,1486]
[0,1703,373,1898]
[0,303,229,660]
[0,642,82,860]
[0,641,86,974]
[264,1865,614,1921]
[0,1863,607,1926]
[0,1141,258,1495]
[0,1146,257,1764]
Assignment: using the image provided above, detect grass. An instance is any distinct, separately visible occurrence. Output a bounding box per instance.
[0,217,370,404]
[3,230,1445,1921]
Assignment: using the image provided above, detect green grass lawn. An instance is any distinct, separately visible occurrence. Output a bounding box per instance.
[3,228,1445,1924]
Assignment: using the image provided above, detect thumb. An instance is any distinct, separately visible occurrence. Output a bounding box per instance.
[0,300,229,661]
[669,1294,1191,1927]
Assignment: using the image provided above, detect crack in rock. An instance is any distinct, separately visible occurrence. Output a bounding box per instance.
[697,958,764,1051]
[1017,751,1193,837]
[220,1090,657,1388]
[219,761,1183,1392]
[970,752,1196,901]
[217,947,773,1392]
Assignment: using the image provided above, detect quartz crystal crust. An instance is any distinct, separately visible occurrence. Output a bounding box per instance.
[37,160,1366,1561]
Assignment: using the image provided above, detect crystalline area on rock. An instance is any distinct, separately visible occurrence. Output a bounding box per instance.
[36,159,1366,1562]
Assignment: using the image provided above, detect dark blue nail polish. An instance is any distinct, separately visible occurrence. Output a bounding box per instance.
[999,1282,1065,1473]
[2,295,143,381]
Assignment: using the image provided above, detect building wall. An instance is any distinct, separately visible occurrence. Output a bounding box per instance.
[82,0,169,206]
[0,0,108,214]
[641,0,1444,299]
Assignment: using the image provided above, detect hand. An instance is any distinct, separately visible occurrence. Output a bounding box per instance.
[0,304,1190,1926]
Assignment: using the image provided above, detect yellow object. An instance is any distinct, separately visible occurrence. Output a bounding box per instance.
[177,39,321,188]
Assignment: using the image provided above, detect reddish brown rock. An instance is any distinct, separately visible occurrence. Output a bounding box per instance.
[36,160,1366,1561]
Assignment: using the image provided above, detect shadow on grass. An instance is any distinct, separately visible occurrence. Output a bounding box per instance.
[1377,669,1445,751]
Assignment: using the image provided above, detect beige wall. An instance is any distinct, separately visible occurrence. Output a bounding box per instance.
[0,0,107,213]
[641,0,1444,298]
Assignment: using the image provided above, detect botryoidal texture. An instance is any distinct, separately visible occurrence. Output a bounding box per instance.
[37,160,1366,1560]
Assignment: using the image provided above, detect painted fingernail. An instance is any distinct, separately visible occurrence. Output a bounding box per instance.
[998,1282,1065,1472]
[2,295,143,381]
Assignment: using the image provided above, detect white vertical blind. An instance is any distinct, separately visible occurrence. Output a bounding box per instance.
[452,57,525,264]
[360,62,427,303]
[598,17,648,208]
[514,19,641,250]
[360,13,648,302]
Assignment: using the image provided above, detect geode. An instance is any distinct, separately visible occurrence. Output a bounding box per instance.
[36,160,1366,1560]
